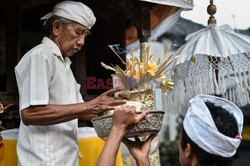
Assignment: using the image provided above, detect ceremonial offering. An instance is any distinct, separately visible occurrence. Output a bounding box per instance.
[92,111,165,139]
[92,43,178,139]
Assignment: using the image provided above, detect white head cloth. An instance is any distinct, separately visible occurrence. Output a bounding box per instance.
[40,1,96,29]
[183,94,243,158]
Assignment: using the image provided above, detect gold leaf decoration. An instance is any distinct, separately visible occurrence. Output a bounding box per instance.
[101,43,179,110]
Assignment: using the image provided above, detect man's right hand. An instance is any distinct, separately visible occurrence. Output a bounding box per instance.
[85,87,126,116]
[112,106,148,131]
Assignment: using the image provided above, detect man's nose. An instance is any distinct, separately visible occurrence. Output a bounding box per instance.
[77,36,85,46]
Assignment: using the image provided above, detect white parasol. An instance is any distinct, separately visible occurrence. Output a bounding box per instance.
[140,0,193,10]
[165,22,250,114]
[126,0,193,51]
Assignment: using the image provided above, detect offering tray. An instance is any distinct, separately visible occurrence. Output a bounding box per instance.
[91,110,165,139]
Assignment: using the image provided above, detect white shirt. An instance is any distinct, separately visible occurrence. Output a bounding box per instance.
[15,37,83,166]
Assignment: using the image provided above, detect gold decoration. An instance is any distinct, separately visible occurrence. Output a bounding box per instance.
[101,44,178,110]
[192,57,196,63]
[0,103,3,113]
[0,103,14,113]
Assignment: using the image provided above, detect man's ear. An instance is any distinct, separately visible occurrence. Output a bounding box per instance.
[184,143,193,158]
[52,20,62,37]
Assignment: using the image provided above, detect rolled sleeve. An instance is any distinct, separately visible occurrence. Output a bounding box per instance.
[15,53,52,110]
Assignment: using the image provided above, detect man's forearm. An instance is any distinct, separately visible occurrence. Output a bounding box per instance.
[21,102,92,125]
[136,157,150,166]
[96,126,125,166]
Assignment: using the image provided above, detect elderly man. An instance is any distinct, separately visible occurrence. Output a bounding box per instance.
[14,1,125,165]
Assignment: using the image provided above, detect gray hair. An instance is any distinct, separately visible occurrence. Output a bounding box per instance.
[43,15,72,36]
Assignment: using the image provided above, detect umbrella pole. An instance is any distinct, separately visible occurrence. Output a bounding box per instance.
[137,1,152,61]
[207,1,221,97]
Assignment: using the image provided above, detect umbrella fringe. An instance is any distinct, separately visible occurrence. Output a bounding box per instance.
[165,66,250,115]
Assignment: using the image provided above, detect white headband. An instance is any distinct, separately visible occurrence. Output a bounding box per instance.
[40,1,96,29]
[183,94,243,158]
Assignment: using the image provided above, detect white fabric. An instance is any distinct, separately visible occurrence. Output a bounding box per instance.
[15,37,83,166]
[183,94,243,158]
[1,128,19,140]
[78,127,98,138]
[1,127,97,140]
[40,1,96,29]
[175,24,250,64]
[140,0,193,10]
[165,24,250,114]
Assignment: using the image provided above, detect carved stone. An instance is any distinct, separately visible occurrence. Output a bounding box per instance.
[91,111,165,139]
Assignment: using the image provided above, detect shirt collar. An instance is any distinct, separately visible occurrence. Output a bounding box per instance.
[41,37,72,67]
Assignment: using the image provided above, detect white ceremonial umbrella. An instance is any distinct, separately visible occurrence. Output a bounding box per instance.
[140,0,193,10]
[165,23,250,114]
[126,0,193,51]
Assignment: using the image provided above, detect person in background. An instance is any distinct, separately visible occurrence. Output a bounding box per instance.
[177,94,243,166]
[106,95,243,166]
[14,1,125,166]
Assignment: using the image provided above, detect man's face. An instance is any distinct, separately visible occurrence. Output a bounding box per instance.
[178,130,190,166]
[57,22,89,57]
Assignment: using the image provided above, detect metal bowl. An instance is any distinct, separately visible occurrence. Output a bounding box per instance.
[91,111,165,139]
